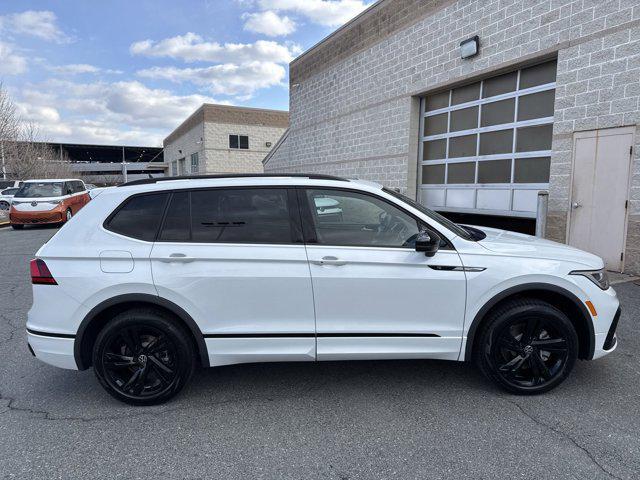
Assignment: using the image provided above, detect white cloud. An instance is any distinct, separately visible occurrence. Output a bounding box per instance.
[12,80,223,145]
[0,10,70,43]
[257,0,371,27]
[48,63,123,75]
[0,41,27,75]
[130,33,296,64]
[137,61,286,96]
[242,10,296,37]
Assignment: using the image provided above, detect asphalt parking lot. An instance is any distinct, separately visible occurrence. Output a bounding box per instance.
[1,227,639,479]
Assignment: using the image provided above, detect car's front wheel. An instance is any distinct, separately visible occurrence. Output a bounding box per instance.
[475,298,578,394]
[92,308,196,405]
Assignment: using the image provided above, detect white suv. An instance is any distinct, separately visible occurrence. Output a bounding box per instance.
[26,174,620,405]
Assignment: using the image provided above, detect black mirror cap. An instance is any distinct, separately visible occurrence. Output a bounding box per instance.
[415,230,441,257]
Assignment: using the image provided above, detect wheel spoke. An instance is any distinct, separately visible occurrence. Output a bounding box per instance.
[145,336,168,355]
[132,365,149,395]
[531,338,567,353]
[529,352,551,383]
[499,355,526,375]
[148,356,174,386]
[522,318,540,345]
[121,327,140,356]
[122,368,143,391]
[103,353,136,368]
[497,335,521,353]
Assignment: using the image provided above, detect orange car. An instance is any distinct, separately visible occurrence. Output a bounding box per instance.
[9,179,91,229]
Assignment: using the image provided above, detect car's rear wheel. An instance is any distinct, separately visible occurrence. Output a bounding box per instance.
[11,224,23,230]
[475,298,578,394]
[0,201,9,210]
[93,308,196,405]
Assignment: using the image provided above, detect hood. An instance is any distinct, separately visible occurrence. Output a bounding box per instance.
[471,226,603,269]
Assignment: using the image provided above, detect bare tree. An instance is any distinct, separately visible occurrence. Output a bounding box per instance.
[0,83,19,180]
[0,83,73,180]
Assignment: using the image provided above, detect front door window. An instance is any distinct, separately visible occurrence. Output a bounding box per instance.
[304,189,421,248]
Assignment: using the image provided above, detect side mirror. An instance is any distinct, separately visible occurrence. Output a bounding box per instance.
[415,230,440,257]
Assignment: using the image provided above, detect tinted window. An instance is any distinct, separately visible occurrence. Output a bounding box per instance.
[159,192,190,242]
[106,193,168,241]
[229,135,239,149]
[190,188,292,244]
[305,189,420,248]
[239,135,249,149]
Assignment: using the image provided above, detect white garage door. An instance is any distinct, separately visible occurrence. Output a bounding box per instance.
[419,60,556,217]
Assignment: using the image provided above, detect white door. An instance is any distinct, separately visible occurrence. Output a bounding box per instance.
[150,188,316,366]
[568,127,634,271]
[300,188,467,361]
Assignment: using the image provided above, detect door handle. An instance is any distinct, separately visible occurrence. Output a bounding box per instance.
[572,202,582,209]
[159,253,194,263]
[311,256,347,266]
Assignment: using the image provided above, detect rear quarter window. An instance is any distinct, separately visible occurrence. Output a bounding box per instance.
[105,193,169,241]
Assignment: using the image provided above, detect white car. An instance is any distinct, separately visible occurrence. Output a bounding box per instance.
[26,174,620,405]
[88,186,112,199]
[0,187,19,211]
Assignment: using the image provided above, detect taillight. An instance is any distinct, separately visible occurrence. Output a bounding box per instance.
[30,259,57,285]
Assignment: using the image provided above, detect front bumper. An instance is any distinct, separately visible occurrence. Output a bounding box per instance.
[592,307,620,359]
[26,329,78,369]
[10,208,64,225]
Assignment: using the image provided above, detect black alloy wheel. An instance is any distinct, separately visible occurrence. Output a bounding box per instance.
[476,299,578,394]
[93,309,195,405]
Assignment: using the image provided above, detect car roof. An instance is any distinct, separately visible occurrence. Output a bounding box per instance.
[24,178,83,183]
[114,174,384,194]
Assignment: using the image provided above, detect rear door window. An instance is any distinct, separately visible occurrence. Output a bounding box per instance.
[158,192,190,242]
[105,193,169,241]
[156,188,294,244]
[190,188,292,244]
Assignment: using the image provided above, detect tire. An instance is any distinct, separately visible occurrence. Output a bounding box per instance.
[92,308,196,405]
[0,201,9,211]
[474,298,578,395]
[11,224,23,230]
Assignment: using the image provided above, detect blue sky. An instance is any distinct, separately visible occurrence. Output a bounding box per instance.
[0,0,373,146]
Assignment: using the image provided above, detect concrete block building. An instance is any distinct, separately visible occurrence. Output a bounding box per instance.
[164,104,288,176]
[264,0,640,273]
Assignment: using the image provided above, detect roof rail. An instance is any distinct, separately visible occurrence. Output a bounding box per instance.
[118,173,349,187]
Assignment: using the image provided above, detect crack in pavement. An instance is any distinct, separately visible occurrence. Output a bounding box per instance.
[501,397,624,480]
[0,366,370,423]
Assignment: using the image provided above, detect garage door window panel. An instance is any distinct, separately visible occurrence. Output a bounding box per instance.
[481,98,515,127]
[450,106,478,132]
[514,157,551,183]
[449,134,477,158]
[447,162,476,184]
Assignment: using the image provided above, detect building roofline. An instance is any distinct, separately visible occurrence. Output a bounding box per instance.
[289,0,454,84]
[262,128,289,166]
[291,0,385,68]
[164,103,289,146]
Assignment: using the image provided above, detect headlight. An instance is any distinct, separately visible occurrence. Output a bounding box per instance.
[47,200,62,205]
[570,269,610,290]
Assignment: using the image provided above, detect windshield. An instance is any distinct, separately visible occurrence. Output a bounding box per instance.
[15,182,64,198]
[382,188,474,241]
